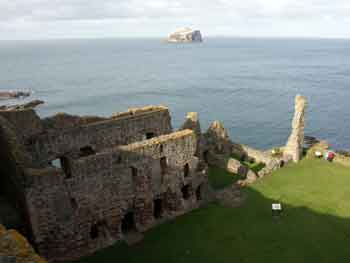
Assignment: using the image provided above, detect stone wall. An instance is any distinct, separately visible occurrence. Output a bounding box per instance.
[23,129,208,262]
[202,119,286,182]
[0,115,31,237]
[239,145,274,164]
[41,113,107,131]
[180,112,202,157]
[0,109,43,142]
[0,104,210,262]
[204,121,232,156]
[25,107,172,166]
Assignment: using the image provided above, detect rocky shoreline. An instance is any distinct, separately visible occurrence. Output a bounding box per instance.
[0,91,31,100]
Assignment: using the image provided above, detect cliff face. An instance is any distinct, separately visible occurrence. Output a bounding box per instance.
[167,28,203,43]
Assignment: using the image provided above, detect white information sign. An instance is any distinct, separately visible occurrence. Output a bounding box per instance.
[272,203,282,211]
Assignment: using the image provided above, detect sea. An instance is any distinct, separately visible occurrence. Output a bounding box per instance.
[0,38,350,150]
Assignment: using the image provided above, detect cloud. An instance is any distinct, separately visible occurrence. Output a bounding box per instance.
[0,0,350,39]
[0,0,192,21]
[1,0,350,22]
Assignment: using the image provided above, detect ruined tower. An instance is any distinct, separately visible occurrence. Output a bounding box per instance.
[284,95,308,162]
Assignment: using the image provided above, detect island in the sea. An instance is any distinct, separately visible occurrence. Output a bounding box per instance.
[0,90,31,100]
[167,27,203,43]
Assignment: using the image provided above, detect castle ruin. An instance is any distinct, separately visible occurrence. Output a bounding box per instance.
[0,95,308,262]
[0,104,209,262]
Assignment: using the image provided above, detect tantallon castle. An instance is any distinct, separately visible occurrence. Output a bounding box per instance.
[0,95,307,262]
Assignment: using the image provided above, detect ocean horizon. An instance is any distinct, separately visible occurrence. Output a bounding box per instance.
[1,37,349,150]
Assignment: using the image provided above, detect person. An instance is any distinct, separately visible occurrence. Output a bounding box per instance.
[324,151,335,162]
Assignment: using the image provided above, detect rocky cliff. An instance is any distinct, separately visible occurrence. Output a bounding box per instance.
[167,28,203,43]
[0,91,31,100]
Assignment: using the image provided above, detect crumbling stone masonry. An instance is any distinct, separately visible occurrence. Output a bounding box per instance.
[283,95,308,162]
[0,104,209,262]
[0,224,47,263]
[203,119,285,183]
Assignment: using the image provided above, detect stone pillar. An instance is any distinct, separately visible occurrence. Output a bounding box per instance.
[284,95,308,162]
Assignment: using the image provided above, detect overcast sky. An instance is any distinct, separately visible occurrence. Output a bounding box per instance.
[1,0,350,40]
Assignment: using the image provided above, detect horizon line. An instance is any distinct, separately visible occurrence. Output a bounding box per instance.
[1,35,350,42]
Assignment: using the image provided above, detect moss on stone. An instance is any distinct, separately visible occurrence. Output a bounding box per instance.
[0,224,47,263]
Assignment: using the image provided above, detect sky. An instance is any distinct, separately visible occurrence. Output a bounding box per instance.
[1,0,350,40]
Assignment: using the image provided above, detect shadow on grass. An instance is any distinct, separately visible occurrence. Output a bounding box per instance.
[208,166,244,190]
[73,186,350,263]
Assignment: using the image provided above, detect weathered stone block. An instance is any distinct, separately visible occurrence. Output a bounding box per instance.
[226,158,248,176]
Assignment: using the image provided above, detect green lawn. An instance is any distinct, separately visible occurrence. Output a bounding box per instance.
[208,166,242,190]
[243,161,266,173]
[77,159,350,263]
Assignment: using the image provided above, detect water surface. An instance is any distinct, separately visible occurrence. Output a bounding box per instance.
[1,38,349,149]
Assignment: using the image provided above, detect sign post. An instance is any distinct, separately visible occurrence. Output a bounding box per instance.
[272,203,282,219]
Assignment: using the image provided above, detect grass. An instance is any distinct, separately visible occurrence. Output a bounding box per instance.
[243,161,266,173]
[76,159,350,263]
[208,166,241,190]
[230,152,266,173]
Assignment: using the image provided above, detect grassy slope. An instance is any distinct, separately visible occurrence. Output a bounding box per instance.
[208,166,241,190]
[243,161,266,173]
[77,159,350,263]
